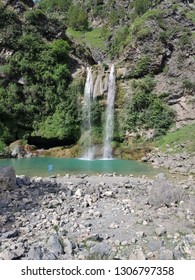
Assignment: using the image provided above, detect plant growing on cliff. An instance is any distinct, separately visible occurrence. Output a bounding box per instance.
[134,0,151,16]
[36,79,82,142]
[130,56,152,78]
[0,5,77,145]
[38,0,71,13]
[67,4,88,31]
[123,76,175,136]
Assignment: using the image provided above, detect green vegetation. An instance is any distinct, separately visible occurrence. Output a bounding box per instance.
[36,79,82,142]
[67,5,88,31]
[155,123,195,153]
[0,140,6,152]
[186,11,195,23]
[183,79,195,94]
[134,0,151,16]
[108,26,129,58]
[66,27,107,50]
[130,56,152,78]
[123,76,175,136]
[0,0,194,157]
[38,0,71,13]
[0,6,82,147]
[179,29,192,50]
[108,9,163,59]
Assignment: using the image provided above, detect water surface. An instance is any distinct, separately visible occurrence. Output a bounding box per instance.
[0,157,160,177]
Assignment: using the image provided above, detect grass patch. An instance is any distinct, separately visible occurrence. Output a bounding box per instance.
[66,27,107,50]
[186,11,195,24]
[154,123,195,153]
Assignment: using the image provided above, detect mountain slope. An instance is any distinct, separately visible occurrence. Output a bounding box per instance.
[0,0,195,155]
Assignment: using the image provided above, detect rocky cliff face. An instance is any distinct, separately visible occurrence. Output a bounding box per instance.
[115,1,195,127]
[0,0,194,150]
[0,0,95,77]
[72,0,195,128]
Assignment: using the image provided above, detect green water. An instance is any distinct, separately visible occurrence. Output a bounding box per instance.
[0,157,162,177]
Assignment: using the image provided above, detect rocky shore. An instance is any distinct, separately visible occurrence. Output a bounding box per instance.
[142,151,195,176]
[0,167,195,260]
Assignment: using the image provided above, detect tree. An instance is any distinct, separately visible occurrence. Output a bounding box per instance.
[38,0,71,12]
[124,76,175,135]
[134,0,151,16]
[67,5,88,31]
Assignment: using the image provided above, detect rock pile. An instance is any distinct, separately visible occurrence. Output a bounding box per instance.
[142,152,195,175]
[0,173,195,260]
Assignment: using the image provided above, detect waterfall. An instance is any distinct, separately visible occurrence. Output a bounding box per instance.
[103,64,116,159]
[81,67,94,159]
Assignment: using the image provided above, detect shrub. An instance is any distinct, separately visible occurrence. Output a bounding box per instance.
[183,79,195,93]
[108,26,129,58]
[179,31,192,50]
[25,9,47,25]
[124,76,175,135]
[38,0,71,13]
[130,56,151,78]
[134,0,151,16]
[67,5,88,31]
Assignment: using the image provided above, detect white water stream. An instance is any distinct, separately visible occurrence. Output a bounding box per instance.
[103,64,116,159]
[82,67,95,159]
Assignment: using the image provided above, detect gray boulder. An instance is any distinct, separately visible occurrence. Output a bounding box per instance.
[0,166,16,191]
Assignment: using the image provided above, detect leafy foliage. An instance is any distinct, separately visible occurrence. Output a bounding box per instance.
[0,5,82,146]
[67,5,88,31]
[108,26,129,58]
[130,56,152,78]
[134,0,151,16]
[36,79,83,141]
[38,0,71,13]
[124,76,175,136]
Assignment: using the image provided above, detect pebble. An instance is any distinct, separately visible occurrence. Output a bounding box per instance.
[0,173,195,260]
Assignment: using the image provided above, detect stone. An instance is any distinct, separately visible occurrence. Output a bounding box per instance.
[109,223,119,229]
[103,191,115,198]
[136,231,146,238]
[0,166,16,191]
[90,242,111,257]
[129,248,146,260]
[75,189,82,199]
[12,243,25,258]
[46,234,63,257]
[61,237,73,256]
[0,249,18,260]
[2,229,20,239]
[160,248,174,260]
[16,175,31,186]
[185,234,195,245]
[155,227,166,236]
[27,246,57,260]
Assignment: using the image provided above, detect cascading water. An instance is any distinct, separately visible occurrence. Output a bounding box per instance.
[81,67,94,159]
[103,64,116,159]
